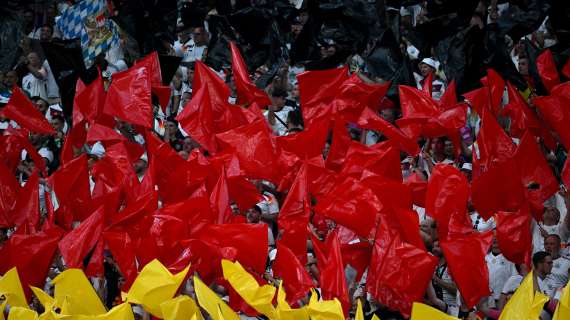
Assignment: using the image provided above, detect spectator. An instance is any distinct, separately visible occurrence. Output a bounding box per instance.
[21,52,48,100]
[265,88,294,136]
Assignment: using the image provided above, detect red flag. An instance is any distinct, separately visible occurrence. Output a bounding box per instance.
[9,172,40,229]
[391,206,426,251]
[58,206,104,268]
[73,78,87,126]
[103,231,138,289]
[311,230,350,315]
[176,86,217,153]
[425,164,469,238]
[562,157,570,190]
[422,72,433,96]
[496,206,532,266]
[151,85,171,113]
[536,49,560,93]
[278,164,310,264]
[48,155,92,219]
[276,111,330,159]
[514,132,558,216]
[75,73,106,124]
[198,223,268,274]
[0,228,62,298]
[471,157,525,219]
[272,242,314,304]
[533,95,570,150]
[340,141,402,182]
[357,107,420,155]
[366,216,438,317]
[104,65,153,128]
[210,167,232,224]
[0,86,55,134]
[563,56,570,78]
[230,42,271,107]
[85,238,105,277]
[297,67,349,110]
[215,120,279,182]
[314,177,382,239]
[462,87,491,116]
[440,231,493,308]
[325,117,352,172]
[60,121,87,165]
[502,82,543,139]
[134,51,163,86]
[227,177,262,211]
[86,122,126,143]
[0,161,20,225]
[438,80,457,109]
[193,61,244,132]
[404,172,427,207]
[476,109,516,171]
[332,74,391,122]
[340,241,371,284]
[483,69,505,115]
[399,85,440,119]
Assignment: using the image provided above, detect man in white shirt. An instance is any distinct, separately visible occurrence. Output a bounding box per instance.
[264,88,294,136]
[22,52,48,100]
[486,236,518,307]
[532,251,555,297]
[175,27,208,63]
[544,234,570,295]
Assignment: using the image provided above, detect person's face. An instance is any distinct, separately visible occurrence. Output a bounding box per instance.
[291,23,303,36]
[419,63,435,77]
[50,118,64,132]
[518,58,529,76]
[24,11,34,24]
[246,208,261,223]
[540,256,554,275]
[432,139,445,154]
[270,95,286,109]
[432,240,443,257]
[4,71,18,87]
[27,53,41,67]
[544,236,560,256]
[299,12,309,24]
[187,68,194,84]
[40,26,53,42]
[178,30,190,42]
[444,140,454,156]
[34,100,48,114]
[380,108,396,123]
[166,121,178,133]
[192,28,208,46]
[544,207,560,224]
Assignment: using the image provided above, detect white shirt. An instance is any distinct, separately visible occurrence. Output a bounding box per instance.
[532,220,564,253]
[22,72,48,100]
[471,212,496,232]
[43,61,60,99]
[501,274,523,294]
[174,38,206,62]
[263,106,294,136]
[546,256,570,291]
[486,253,517,301]
[256,191,279,216]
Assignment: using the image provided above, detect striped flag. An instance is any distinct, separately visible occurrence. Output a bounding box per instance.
[56,0,120,67]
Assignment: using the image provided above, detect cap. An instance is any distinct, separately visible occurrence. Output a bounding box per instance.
[419,57,437,69]
[461,163,473,171]
[49,103,63,112]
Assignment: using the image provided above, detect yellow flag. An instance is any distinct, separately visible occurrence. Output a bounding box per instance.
[221,260,277,319]
[7,307,38,320]
[160,295,204,320]
[306,289,344,320]
[276,282,309,320]
[51,269,107,316]
[72,303,134,320]
[410,303,459,320]
[372,315,381,320]
[355,300,365,320]
[1,300,7,320]
[554,284,570,320]
[193,276,239,320]
[125,259,190,318]
[499,271,549,320]
[0,267,28,308]
[30,286,55,309]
